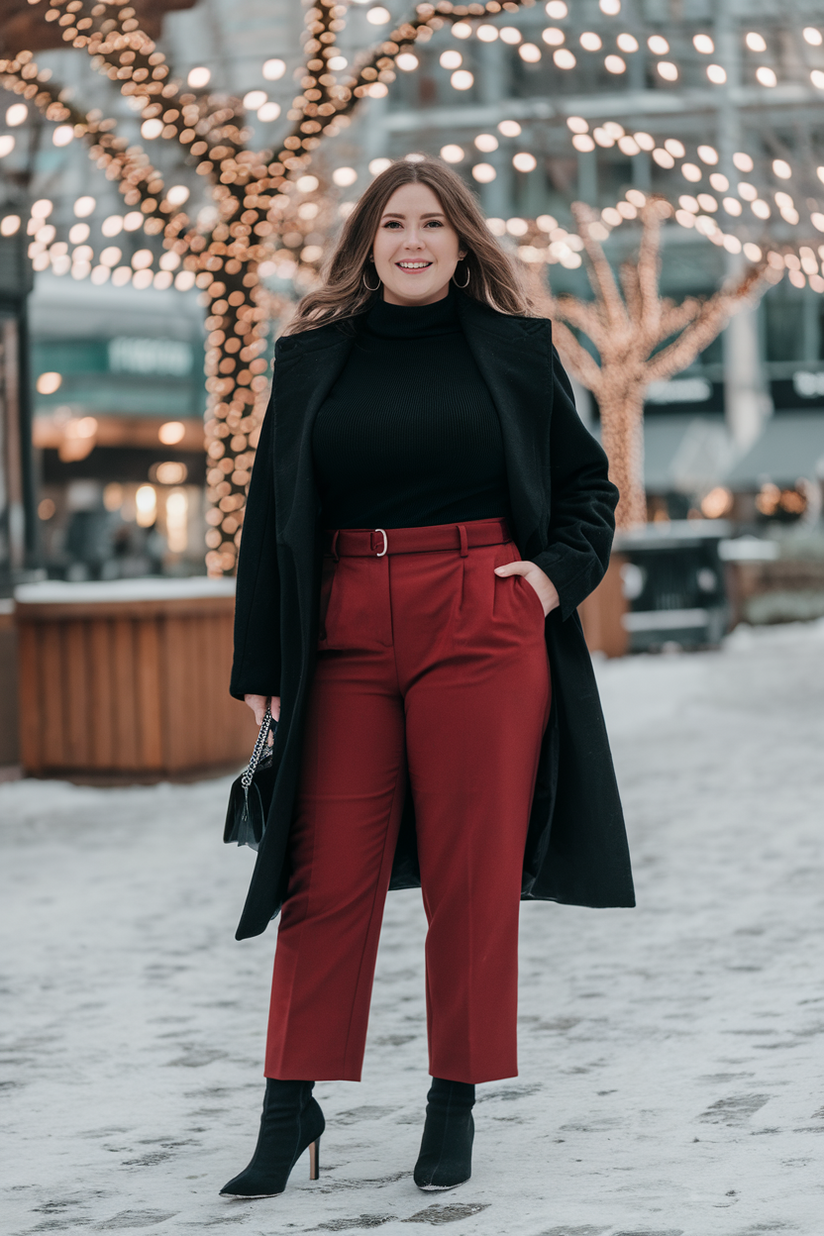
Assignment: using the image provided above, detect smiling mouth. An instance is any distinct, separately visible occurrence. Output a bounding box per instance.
[396,260,432,270]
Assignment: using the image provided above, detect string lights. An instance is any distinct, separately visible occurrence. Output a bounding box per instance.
[1,0,823,554]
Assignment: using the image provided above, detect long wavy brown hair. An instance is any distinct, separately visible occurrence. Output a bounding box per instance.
[285,158,534,334]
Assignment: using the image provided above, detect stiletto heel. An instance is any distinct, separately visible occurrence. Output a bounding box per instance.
[220,1079,325,1198]
[309,1136,320,1180]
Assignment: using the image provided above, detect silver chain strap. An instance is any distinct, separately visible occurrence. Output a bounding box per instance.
[241,707,273,793]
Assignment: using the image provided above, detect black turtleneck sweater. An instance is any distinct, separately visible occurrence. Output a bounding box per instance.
[312,289,511,530]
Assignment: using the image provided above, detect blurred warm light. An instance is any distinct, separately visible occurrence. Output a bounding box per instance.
[166,184,190,206]
[153,271,173,290]
[141,118,163,140]
[477,24,498,42]
[133,269,153,290]
[1,215,21,236]
[36,372,62,395]
[664,138,685,158]
[154,461,188,485]
[32,199,53,219]
[38,498,56,521]
[124,212,144,231]
[567,116,588,133]
[513,152,537,172]
[102,215,123,237]
[472,163,497,183]
[723,198,742,216]
[498,120,522,137]
[506,217,529,236]
[693,34,714,54]
[91,266,110,285]
[243,90,267,110]
[647,35,669,55]
[366,6,390,24]
[301,245,323,263]
[368,82,388,98]
[594,127,615,148]
[543,27,565,45]
[72,196,95,219]
[697,193,717,213]
[772,159,791,179]
[553,48,576,68]
[451,70,474,89]
[617,33,638,52]
[328,56,348,71]
[103,483,123,512]
[657,61,678,81]
[475,133,498,153]
[369,158,392,175]
[618,135,639,154]
[296,174,319,193]
[440,145,464,163]
[738,182,757,201]
[811,70,824,90]
[701,487,733,518]
[396,53,418,71]
[53,125,74,148]
[0,136,15,159]
[733,152,754,172]
[187,66,211,88]
[440,50,462,69]
[743,242,762,262]
[135,485,157,528]
[626,189,646,208]
[132,250,154,270]
[6,103,27,127]
[697,145,718,164]
[112,267,133,286]
[262,58,286,80]
[500,27,522,44]
[803,27,822,46]
[545,1,568,15]
[536,214,558,231]
[486,218,506,236]
[159,421,186,445]
[745,31,767,51]
[579,32,601,50]
[709,172,729,191]
[756,66,777,87]
[175,270,196,290]
[166,489,189,554]
[634,131,655,151]
[682,163,702,182]
[605,55,626,74]
[452,21,472,38]
[707,64,726,83]
[333,166,358,186]
[599,0,621,12]
[572,134,595,152]
[257,102,281,122]
[99,245,121,268]
[36,224,56,244]
[751,199,771,219]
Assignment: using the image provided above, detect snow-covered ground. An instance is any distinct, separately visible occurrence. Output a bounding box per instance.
[2,621,823,1236]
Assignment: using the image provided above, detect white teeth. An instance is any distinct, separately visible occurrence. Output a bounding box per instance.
[398,261,430,269]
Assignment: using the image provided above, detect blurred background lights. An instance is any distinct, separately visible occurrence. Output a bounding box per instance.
[101,215,123,237]
[154,461,188,485]
[545,1,568,15]
[452,21,472,38]
[440,145,464,163]
[477,25,498,42]
[745,31,767,51]
[332,166,358,186]
[257,102,281,122]
[100,246,122,267]
[123,212,143,231]
[553,48,576,69]
[0,215,21,236]
[475,133,499,152]
[756,66,777,86]
[68,223,89,244]
[52,125,74,148]
[648,35,669,55]
[6,103,27,127]
[165,490,189,554]
[262,58,286,80]
[396,54,418,71]
[657,61,678,81]
[73,196,95,218]
[579,32,601,51]
[803,27,822,45]
[566,116,589,133]
[451,70,474,89]
[366,6,390,24]
[36,372,62,395]
[773,159,791,179]
[617,33,638,52]
[187,66,211,88]
[605,55,626,74]
[522,44,543,63]
[697,145,718,164]
[296,174,319,193]
[0,135,15,159]
[599,0,621,14]
[135,485,157,528]
[369,158,392,175]
[243,90,267,111]
[543,28,566,46]
[327,55,348,71]
[472,163,497,182]
[707,65,727,84]
[693,34,714,54]
[513,152,537,172]
[500,27,522,44]
[159,251,181,270]
[166,184,190,206]
[440,50,462,69]
[733,151,754,171]
[141,118,163,140]
[498,120,522,137]
[132,250,153,270]
[158,421,186,445]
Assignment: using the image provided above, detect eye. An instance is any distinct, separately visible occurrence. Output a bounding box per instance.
[382,219,402,228]
[424,220,444,227]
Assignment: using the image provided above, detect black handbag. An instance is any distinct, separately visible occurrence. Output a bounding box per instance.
[224,707,278,851]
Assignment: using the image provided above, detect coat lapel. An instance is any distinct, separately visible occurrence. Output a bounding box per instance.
[456,294,553,559]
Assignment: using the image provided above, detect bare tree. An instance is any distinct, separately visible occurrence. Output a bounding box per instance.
[529,201,777,528]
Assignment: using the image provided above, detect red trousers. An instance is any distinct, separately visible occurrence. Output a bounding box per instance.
[265,518,551,1085]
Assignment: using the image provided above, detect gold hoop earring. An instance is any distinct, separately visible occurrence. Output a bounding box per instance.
[452,262,470,289]
[362,267,381,292]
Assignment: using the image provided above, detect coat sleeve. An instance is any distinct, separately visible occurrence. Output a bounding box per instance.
[229,393,282,700]
[530,347,619,622]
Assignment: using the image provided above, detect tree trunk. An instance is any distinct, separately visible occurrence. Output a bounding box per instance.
[598,383,647,530]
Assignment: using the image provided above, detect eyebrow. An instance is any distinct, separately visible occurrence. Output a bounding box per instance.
[380,211,445,219]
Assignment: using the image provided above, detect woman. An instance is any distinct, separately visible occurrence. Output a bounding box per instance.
[222,159,634,1200]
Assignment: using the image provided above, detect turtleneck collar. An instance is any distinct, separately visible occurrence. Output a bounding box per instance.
[364,285,460,340]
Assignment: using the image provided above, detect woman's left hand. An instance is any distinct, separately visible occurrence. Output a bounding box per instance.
[494,560,560,617]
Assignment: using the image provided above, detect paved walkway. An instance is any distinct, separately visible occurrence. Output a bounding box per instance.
[2,621,823,1236]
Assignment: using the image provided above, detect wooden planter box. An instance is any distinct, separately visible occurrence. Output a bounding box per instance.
[15,578,257,780]
[578,553,629,659]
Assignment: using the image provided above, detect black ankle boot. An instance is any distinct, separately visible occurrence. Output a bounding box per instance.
[413,1077,475,1191]
[220,1079,325,1198]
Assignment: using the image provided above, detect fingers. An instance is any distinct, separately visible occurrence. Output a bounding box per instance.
[494,562,529,577]
[271,696,281,723]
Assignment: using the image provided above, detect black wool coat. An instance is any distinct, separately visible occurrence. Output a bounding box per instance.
[229,292,635,941]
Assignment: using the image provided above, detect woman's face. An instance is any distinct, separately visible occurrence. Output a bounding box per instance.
[371,182,466,306]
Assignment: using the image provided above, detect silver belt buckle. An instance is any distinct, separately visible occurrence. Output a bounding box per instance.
[374,528,388,557]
